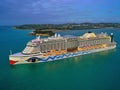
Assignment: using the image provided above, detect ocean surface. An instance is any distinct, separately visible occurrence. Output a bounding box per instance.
[0,26,120,90]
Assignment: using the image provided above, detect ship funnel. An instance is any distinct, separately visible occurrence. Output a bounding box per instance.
[110,33,114,42]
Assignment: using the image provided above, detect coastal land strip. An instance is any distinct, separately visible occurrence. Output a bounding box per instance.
[14,23,120,36]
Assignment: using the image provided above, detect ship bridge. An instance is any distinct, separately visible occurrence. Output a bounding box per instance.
[22,36,41,54]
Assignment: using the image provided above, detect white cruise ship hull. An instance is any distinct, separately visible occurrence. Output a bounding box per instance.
[9,45,116,65]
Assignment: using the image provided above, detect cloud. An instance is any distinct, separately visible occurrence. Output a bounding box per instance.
[0,0,120,25]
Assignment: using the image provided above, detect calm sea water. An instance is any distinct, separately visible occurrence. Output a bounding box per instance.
[0,26,120,90]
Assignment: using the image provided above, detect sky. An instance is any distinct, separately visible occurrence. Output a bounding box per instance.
[0,0,120,25]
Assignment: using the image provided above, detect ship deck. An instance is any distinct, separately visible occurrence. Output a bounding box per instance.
[10,52,43,57]
[10,52,30,57]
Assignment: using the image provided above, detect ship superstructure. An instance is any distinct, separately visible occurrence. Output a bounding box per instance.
[9,32,116,65]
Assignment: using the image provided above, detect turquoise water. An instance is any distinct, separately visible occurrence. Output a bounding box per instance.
[0,26,120,90]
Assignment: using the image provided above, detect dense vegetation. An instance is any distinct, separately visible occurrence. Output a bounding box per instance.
[30,30,54,36]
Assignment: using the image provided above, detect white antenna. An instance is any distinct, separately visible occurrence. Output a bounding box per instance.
[37,35,40,40]
[58,34,61,37]
[10,50,12,55]
[55,33,57,37]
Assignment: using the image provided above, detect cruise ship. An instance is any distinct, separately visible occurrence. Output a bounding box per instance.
[9,32,116,65]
